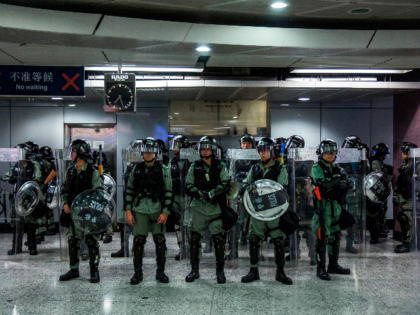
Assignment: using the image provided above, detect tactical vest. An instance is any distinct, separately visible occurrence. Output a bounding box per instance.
[65,163,94,206]
[11,162,35,186]
[38,161,48,182]
[235,160,257,182]
[253,160,282,182]
[133,161,165,199]
[317,161,342,201]
[396,161,418,200]
[193,159,223,192]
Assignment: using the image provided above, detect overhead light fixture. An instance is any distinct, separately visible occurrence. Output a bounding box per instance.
[280,104,289,106]
[286,77,377,82]
[271,2,288,8]
[85,66,204,73]
[196,46,211,52]
[298,98,310,101]
[68,104,76,107]
[233,116,238,119]
[290,69,412,74]
[174,113,180,115]
[52,97,63,100]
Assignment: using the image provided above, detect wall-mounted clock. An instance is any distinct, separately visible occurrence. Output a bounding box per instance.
[104,73,136,113]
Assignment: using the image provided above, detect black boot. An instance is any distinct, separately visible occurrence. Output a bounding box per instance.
[103,235,112,244]
[315,243,330,281]
[395,242,411,253]
[60,237,80,281]
[327,233,350,275]
[131,235,146,285]
[26,223,38,255]
[36,233,45,242]
[273,237,293,285]
[213,233,226,284]
[241,267,259,283]
[86,235,100,283]
[345,242,358,254]
[154,234,169,283]
[111,225,127,258]
[186,232,200,283]
[8,223,23,255]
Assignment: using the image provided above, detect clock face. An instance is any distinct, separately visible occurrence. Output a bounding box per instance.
[106,84,134,110]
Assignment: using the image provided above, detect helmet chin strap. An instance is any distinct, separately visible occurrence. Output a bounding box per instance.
[144,157,156,163]
[262,158,272,167]
[200,154,215,160]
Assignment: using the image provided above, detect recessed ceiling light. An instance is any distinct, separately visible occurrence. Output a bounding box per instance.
[174,113,179,115]
[233,116,238,119]
[350,8,370,14]
[291,68,412,74]
[298,98,310,101]
[271,2,288,9]
[68,104,76,107]
[280,104,289,106]
[196,46,211,52]
[52,97,63,100]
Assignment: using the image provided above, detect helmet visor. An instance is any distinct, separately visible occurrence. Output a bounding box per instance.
[170,140,182,151]
[257,145,273,153]
[141,144,159,153]
[322,144,339,155]
[199,143,214,150]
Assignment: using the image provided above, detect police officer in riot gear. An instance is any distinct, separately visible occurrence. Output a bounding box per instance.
[340,136,363,254]
[111,140,142,258]
[367,143,392,244]
[311,139,352,281]
[125,138,172,285]
[185,136,230,284]
[59,139,104,283]
[169,135,191,260]
[6,143,43,256]
[394,142,420,253]
[241,137,293,285]
[284,135,316,265]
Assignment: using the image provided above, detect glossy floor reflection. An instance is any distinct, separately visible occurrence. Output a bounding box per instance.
[0,232,419,315]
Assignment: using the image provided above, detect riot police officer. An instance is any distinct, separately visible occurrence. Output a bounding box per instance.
[340,136,363,254]
[111,140,142,258]
[367,143,392,244]
[169,135,190,260]
[185,136,230,284]
[125,138,172,285]
[59,139,104,283]
[6,143,44,256]
[394,142,420,253]
[311,139,352,281]
[241,137,293,285]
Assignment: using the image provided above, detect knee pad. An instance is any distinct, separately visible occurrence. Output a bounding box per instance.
[332,231,342,242]
[249,234,261,247]
[85,235,97,249]
[190,232,201,246]
[272,237,285,250]
[153,234,166,245]
[134,235,147,247]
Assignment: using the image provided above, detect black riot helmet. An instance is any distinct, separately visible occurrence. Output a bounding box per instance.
[342,135,361,149]
[285,135,305,152]
[371,143,390,159]
[156,139,168,153]
[359,143,370,159]
[316,139,339,161]
[25,141,39,155]
[129,139,143,149]
[69,139,92,161]
[198,136,218,157]
[402,142,418,154]
[239,134,255,148]
[15,143,33,160]
[38,146,54,160]
[141,138,161,155]
[170,135,189,152]
[256,137,276,158]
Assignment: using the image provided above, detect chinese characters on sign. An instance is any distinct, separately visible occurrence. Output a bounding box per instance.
[0,66,84,96]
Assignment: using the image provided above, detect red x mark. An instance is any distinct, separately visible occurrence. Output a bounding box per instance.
[62,73,80,91]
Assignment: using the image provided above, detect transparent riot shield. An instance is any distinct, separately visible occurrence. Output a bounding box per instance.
[401,148,420,252]
[336,148,367,257]
[0,148,24,261]
[287,148,317,268]
[226,148,259,268]
[55,149,72,261]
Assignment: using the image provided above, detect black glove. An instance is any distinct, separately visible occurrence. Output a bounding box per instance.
[252,165,263,180]
[339,181,349,190]
[320,176,341,191]
[201,192,212,203]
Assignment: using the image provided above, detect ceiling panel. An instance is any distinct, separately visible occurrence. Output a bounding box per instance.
[168,87,201,100]
[96,16,192,42]
[207,55,299,67]
[292,57,389,68]
[240,47,355,57]
[104,51,198,67]
[232,87,276,100]
[198,87,238,100]
[370,30,420,49]
[0,3,101,35]
[137,88,167,101]
[266,88,311,101]
[371,57,420,68]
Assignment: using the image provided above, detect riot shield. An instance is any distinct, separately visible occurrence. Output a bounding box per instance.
[0,148,25,261]
[336,148,367,257]
[287,148,317,267]
[225,148,259,267]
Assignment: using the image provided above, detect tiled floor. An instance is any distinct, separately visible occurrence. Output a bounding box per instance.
[0,232,419,315]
